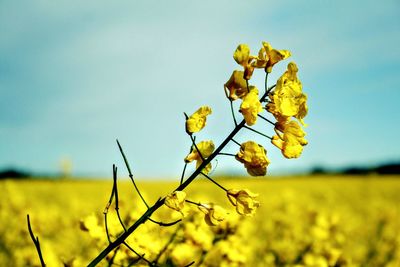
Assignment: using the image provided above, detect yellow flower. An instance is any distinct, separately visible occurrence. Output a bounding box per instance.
[272,120,308,159]
[198,203,227,226]
[227,189,260,216]
[267,62,308,125]
[224,70,248,101]
[262,41,291,73]
[170,242,201,266]
[184,140,215,174]
[79,213,104,240]
[235,141,270,176]
[240,86,263,126]
[164,191,186,212]
[185,106,212,134]
[233,44,257,80]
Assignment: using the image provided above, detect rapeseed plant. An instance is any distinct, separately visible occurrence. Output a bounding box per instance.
[27,40,309,266]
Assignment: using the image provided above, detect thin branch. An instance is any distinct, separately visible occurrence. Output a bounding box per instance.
[243,125,273,140]
[261,84,276,102]
[113,165,127,231]
[107,246,120,267]
[229,100,238,126]
[116,139,149,208]
[258,114,276,126]
[200,172,228,192]
[180,142,194,185]
[264,72,269,94]
[148,217,182,227]
[153,224,182,264]
[27,215,46,267]
[122,242,156,266]
[180,162,188,185]
[231,138,241,146]
[104,213,112,244]
[88,85,277,266]
[104,165,116,243]
[190,134,205,162]
[185,199,202,206]
[218,152,236,157]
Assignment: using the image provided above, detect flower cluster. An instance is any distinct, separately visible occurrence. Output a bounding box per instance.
[164,41,309,231]
[53,39,310,267]
[225,42,308,164]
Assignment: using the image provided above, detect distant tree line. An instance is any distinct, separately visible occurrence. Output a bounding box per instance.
[311,161,400,175]
[0,168,31,179]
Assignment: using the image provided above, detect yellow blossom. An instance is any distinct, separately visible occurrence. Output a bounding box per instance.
[185,106,212,134]
[79,213,104,240]
[235,141,270,176]
[184,140,215,174]
[224,70,248,101]
[227,189,260,216]
[164,191,186,212]
[170,242,201,266]
[267,62,308,125]
[240,86,263,126]
[262,41,291,73]
[198,203,227,226]
[233,44,257,80]
[272,120,308,159]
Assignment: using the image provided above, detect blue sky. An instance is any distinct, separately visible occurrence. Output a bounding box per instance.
[1,0,399,178]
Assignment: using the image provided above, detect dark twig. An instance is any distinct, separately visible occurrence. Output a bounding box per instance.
[231,138,241,146]
[104,165,116,243]
[180,162,188,185]
[107,246,120,267]
[229,100,238,126]
[243,125,273,140]
[218,152,236,157]
[27,215,46,267]
[190,135,205,162]
[261,84,276,102]
[200,172,228,192]
[87,80,277,267]
[122,242,156,266]
[258,114,276,126]
[113,165,127,231]
[153,224,182,264]
[180,142,193,185]
[148,217,182,227]
[116,139,149,208]
[264,72,269,94]
[104,212,112,244]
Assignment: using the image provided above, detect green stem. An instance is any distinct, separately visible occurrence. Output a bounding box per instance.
[229,100,238,126]
[258,114,276,126]
[200,172,228,192]
[243,125,273,140]
[27,215,46,267]
[87,86,274,266]
[116,139,149,209]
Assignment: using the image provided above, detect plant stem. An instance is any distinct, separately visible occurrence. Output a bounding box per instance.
[200,172,228,192]
[87,85,274,267]
[229,100,238,126]
[258,114,276,126]
[116,139,149,209]
[27,215,46,267]
[243,125,273,140]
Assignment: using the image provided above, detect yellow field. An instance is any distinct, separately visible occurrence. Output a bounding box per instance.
[1,176,400,266]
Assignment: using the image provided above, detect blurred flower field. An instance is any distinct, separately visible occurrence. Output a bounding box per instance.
[1,176,400,266]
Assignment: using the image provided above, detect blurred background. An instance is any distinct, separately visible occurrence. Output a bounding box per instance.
[1,0,399,179]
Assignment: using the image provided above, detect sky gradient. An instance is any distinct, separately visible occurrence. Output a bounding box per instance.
[1,0,399,178]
